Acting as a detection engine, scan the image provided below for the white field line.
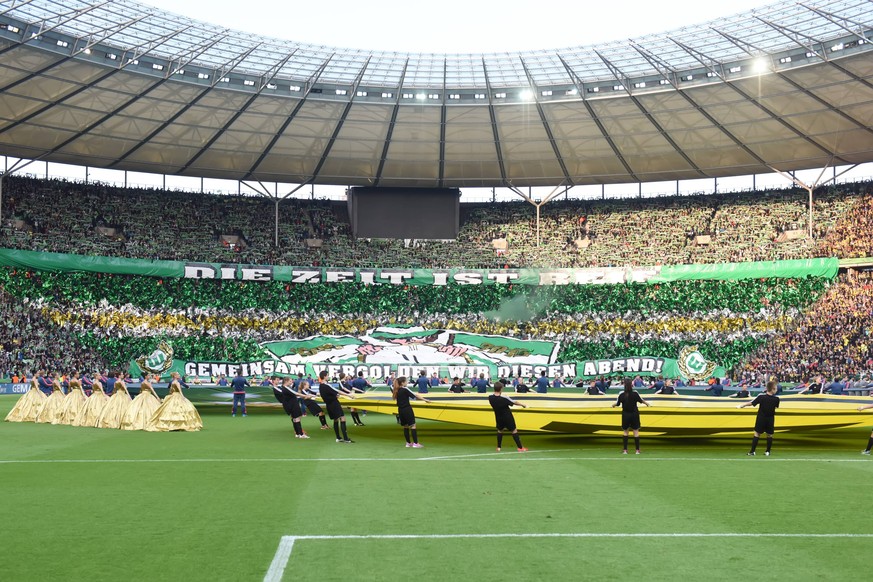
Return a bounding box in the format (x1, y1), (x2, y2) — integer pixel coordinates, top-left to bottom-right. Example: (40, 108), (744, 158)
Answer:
(263, 537), (295, 582)
(418, 448), (568, 460)
(265, 532), (873, 582)
(2, 456), (873, 464)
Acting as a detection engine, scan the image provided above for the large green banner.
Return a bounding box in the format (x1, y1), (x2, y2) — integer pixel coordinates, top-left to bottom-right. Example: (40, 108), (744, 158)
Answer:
(129, 329), (726, 382)
(0, 248), (838, 286)
(0, 248), (179, 276)
(653, 258), (839, 282)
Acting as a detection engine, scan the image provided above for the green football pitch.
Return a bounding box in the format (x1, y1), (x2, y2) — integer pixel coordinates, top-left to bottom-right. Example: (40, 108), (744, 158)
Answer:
(2, 397), (872, 581)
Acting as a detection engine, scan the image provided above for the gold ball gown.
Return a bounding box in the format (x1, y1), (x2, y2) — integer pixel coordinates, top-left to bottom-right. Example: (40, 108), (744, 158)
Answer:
(34, 381), (66, 424)
(4, 379), (47, 423)
(146, 380), (202, 432)
(72, 381), (109, 427)
(121, 381), (162, 431)
(96, 381), (132, 429)
(57, 380), (87, 425)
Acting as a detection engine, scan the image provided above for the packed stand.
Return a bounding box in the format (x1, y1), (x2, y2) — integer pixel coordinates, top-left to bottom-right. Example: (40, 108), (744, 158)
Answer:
(817, 193), (873, 259)
(0, 288), (107, 380)
(736, 270), (873, 383)
(2, 175), (872, 269)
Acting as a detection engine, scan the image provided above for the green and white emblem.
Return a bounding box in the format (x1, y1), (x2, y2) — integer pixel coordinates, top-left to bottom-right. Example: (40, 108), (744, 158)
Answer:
(136, 341), (175, 374)
(677, 345), (717, 380)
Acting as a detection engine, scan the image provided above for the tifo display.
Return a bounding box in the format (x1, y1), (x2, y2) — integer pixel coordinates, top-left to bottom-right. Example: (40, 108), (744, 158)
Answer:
(0, 264), (844, 378)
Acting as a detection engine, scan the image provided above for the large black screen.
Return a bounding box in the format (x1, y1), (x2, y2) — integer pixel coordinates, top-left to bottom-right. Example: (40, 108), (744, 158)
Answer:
(347, 187), (460, 240)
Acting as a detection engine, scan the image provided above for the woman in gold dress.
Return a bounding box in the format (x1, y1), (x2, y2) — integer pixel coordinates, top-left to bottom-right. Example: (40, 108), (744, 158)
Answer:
(73, 374), (109, 427)
(57, 373), (88, 425)
(146, 372), (202, 432)
(4, 378), (47, 423)
(35, 376), (66, 424)
(96, 375), (132, 429)
(121, 378), (162, 431)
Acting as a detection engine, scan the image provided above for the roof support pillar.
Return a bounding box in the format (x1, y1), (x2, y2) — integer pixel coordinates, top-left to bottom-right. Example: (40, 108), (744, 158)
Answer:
(768, 160), (858, 240)
(508, 183), (566, 247)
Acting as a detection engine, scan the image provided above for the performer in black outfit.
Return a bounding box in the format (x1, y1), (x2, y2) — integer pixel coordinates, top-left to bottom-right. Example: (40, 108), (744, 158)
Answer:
(797, 376), (823, 395)
(271, 376), (285, 405)
(270, 376), (294, 432)
(392, 377), (431, 448)
(488, 382), (528, 452)
(515, 380), (532, 393)
(297, 379), (330, 430)
(586, 380), (605, 395)
(729, 386), (751, 398)
(738, 380), (780, 456)
(318, 370), (355, 443)
(653, 379), (678, 395)
(449, 377), (466, 393)
(612, 378), (651, 454)
(279, 377), (309, 438)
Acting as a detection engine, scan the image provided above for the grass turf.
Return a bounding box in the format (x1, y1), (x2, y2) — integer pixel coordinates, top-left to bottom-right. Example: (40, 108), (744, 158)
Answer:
(1, 397), (872, 581)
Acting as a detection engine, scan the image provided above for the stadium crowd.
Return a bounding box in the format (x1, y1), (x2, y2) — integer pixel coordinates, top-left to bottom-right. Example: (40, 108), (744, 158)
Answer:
(0, 289), (106, 379)
(817, 193), (873, 259)
(1, 176), (872, 386)
(1, 175), (872, 268)
(737, 271), (873, 383)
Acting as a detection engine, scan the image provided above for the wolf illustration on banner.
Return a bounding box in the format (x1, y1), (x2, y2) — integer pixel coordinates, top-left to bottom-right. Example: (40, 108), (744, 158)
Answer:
(258, 326), (560, 367)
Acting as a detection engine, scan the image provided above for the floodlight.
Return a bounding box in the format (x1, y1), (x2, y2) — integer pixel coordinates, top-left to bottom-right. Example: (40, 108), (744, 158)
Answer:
(752, 58), (769, 74)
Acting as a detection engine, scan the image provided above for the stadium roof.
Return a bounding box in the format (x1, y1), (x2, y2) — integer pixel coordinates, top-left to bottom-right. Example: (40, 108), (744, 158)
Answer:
(0, 0), (871, 188)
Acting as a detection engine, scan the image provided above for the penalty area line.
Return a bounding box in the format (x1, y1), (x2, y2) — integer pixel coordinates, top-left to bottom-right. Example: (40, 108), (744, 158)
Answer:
(265, 532), (873, 581)
(264, 536), (295, 582)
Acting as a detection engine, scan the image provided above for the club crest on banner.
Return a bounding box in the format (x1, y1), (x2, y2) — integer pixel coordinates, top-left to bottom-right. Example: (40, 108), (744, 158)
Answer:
(677, 345), (717, 379)
(136, 341), (175, 374)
